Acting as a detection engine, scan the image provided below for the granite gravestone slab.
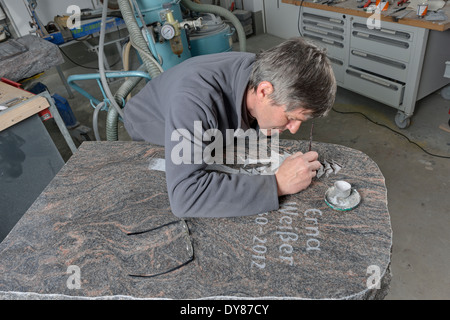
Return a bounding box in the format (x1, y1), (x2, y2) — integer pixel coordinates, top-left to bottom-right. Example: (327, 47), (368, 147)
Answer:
(0, 141), (392, 299)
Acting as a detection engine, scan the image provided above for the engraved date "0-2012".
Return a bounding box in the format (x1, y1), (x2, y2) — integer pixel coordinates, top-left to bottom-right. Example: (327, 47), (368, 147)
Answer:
(251, 212), (269, 269)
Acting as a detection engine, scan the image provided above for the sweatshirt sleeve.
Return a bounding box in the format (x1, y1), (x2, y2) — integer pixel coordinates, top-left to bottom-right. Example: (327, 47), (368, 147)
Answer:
(164, 93), (279, 218)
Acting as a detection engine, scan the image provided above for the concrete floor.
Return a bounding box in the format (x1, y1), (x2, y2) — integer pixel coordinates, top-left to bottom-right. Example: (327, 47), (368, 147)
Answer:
(33, 33), (449, 300)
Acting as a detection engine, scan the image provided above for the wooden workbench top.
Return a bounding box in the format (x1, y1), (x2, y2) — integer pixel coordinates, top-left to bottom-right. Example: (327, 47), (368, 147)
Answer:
(283, 0), (450, 31)
(0, 82), (49, 131)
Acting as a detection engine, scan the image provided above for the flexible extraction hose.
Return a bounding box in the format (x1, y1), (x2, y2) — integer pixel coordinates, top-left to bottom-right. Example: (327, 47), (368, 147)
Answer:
(93, 101), (105, 141)
(99, 0), (125, 119)
(106, 65), (148, 141)
(180, 0), (246, 52)
(103, 0), (164, 141)
(122, 41), (132, 77)
(105, 0), (246, 140)
(118, 0), (163, 79)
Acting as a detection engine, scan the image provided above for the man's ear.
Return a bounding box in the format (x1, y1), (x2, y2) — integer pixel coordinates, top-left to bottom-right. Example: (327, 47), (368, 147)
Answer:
(256, 81), (274, 99)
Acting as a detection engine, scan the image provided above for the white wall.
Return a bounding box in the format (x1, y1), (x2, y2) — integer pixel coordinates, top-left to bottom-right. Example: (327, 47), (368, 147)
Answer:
(197, 0), (263, 11)
(262, 0), (301, 39)
(242, 0), (263, 12)
(3, 0), (301, 39)
(1, 0), (99, 37)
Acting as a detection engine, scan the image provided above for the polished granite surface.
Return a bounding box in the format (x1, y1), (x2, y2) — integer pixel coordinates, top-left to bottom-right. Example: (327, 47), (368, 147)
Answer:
(0, 140), (392, 299)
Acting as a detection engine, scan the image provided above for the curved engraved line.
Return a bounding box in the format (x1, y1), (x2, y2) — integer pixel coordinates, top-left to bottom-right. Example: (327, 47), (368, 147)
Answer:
(126, 220), (180, 236)
(128, 255), (194, 279)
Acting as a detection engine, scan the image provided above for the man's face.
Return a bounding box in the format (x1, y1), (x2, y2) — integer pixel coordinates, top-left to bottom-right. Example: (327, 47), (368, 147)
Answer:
(254, 100), (313, 136)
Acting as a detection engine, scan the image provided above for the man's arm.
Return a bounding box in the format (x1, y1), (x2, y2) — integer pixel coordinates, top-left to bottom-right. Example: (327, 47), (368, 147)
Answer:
(164, 97), (279, 218)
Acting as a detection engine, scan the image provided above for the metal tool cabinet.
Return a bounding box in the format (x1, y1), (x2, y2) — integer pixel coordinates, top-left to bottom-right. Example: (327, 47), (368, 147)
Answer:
(299, 6), (450, 128)
(300, 9), (348, 86)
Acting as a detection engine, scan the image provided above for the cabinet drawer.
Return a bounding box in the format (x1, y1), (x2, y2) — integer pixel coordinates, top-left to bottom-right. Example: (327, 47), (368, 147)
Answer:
(352, 21), (413, 42)
(350, 18), (415, 64)
(302, 18), (345, 35)
(302, 25), (344, 42)
(349, 49), (408, 82)
(350, 30), (411, 63)
(301, 7), (347, 60)
(303, 32), (346, 59)
(344, 68), (405, 107)
(302, 11), (346, 30)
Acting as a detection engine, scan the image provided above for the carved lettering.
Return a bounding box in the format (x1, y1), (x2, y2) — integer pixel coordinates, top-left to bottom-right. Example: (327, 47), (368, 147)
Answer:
(250, 203), (323, 271)
(306, 238), (321, 251)
(276, 202), (300, 266)
(306, 226), (319, 237)
(276, 230), (299, 242)
(304, 208), (322, 252)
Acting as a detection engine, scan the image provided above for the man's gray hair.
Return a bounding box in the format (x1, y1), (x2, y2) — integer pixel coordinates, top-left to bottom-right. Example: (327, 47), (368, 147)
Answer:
(248, 37), (337, 118)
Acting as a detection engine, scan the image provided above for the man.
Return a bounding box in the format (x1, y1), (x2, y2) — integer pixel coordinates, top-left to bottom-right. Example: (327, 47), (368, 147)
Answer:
(123, 37), (337, 218)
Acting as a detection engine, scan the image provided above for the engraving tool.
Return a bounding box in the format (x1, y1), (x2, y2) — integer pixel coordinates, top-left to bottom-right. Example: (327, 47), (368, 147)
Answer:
(308, 121), (314, 152)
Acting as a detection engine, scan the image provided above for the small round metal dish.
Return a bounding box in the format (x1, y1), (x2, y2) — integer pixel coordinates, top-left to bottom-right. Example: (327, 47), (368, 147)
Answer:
(324, 187), (361, 211)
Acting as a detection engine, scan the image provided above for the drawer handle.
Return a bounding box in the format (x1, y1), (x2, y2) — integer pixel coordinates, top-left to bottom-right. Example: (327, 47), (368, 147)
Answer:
(329, 18), (343, 24)
(304, 27), (344, 41)
(317, 23), (335, 30)
(380, 28), (396, 35)
(356, 32), (370, 38)
(353, 31), (409, 49)
(352, 22), (411, 40)
(303, 13), (344, 25)
(329, 57), (344, 66)
(351, 50), (407, 70)
(304, 33), (344, 48)
(305, 26), (328, 35)
(352, 50), (367, 57)
(360, 74), (396, 89)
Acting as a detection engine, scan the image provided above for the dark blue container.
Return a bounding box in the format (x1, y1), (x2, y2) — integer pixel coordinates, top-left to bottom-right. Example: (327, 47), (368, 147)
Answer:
(52, 94), (78, 128)
(28, 82), (48, 95)
(28, 83), (78, 128)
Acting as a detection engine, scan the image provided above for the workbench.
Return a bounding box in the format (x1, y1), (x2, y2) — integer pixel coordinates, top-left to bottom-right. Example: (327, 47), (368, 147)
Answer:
(0, 140), (392, 300)
(0, 81), (76, 151)
(0, 81), (77, 242)
(282, 0), (450, 128)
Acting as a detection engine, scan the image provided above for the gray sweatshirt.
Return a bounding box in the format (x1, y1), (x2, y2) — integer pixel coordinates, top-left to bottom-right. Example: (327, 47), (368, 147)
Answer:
(123, 52), (279, 218)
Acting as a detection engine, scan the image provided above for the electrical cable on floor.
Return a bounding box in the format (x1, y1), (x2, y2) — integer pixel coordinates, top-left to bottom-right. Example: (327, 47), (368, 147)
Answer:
(332, 107), (450, 159)
(58, 25), (123, 70)
(296, 0), (448, 159)
(58, 47), (100, 70)
(59, 46), (122, 70)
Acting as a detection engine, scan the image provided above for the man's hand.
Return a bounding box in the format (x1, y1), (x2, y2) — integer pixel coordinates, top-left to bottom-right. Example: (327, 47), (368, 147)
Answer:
(274, 151), (321, 196)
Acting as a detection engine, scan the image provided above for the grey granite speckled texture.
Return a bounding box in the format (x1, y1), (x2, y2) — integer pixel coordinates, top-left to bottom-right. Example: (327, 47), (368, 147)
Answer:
(0, 141), (392, 299)
(0, 35), (64, 82)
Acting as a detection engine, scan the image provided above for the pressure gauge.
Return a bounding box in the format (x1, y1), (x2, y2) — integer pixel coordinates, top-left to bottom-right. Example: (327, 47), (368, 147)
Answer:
(161, 24), (175, 40)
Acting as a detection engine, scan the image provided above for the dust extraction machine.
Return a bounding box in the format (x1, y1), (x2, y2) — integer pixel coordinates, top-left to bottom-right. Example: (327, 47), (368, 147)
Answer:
(67, 0), (247, 140)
